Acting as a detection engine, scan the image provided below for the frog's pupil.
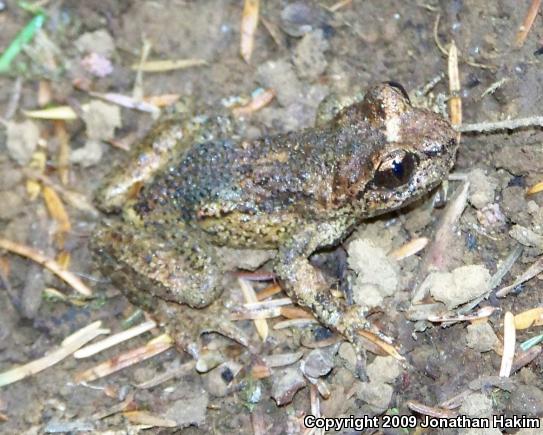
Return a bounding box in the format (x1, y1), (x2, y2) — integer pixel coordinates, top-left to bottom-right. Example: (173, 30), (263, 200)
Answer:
(392, 158), (404, 178)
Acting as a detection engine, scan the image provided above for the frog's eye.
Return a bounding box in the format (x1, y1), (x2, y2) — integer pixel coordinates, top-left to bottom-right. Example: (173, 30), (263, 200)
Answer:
(372, 151), (419, 189)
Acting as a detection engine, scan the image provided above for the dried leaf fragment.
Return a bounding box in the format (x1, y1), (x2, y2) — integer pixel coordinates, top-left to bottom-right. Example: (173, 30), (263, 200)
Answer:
(239, 278), (268, 341)
(232, 89), (275, 117)
(499, 312), (516, 377)
(23, 106), (78, 120)
(514, 307), (543, 330)
(43, 185), (71, 233)
(527, 180), (543, 195)
(241, 0), (260, 63)
(131, 58), (207, 72)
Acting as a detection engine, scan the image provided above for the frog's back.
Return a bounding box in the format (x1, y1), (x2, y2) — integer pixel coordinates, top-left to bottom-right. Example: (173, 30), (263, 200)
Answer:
(132, 124), (381, 248)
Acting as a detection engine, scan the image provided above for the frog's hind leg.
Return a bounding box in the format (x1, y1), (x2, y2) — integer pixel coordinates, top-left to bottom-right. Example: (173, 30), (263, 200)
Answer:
(274, 222), (370, 378)
(92, 222), (224, 310)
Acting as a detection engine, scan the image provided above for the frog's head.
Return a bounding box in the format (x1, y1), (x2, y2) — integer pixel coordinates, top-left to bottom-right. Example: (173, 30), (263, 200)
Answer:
(336, 82), (459, 216)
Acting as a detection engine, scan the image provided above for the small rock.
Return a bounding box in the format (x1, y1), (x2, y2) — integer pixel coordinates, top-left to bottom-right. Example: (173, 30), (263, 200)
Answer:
(302, 345), (337, 378)
(70, 140), (104, 167)
(353, 221), (398, 254)
(271, 366), (306, 406)
(502, 186), (529, 225)
(280, 2), (328, 37)
(0, 190), (24, 220)
(292, 29), (329, 80)
(81, 52), (114, 77)
(72, 100), (122, 166)
(242, 381), (263, 405)
(6, 120), (40, 165)
(353, 283), (386, 309)
(468, 375), (515, 392)
(527, 200), (540, 215)
(366, 356), (401, 385)
(196, 350), (224, 373)
(164, 381), (209, 428)
(465, 322), (498, 352)
(476, 203), (506, 228)
(0, 165), (23, 189)
(515, 420), (543, 434)
(509, 224), (543, 250)
(424, 265), (490, 309)
(348, 239), (399, 309)
(75, 29), (116, 57)
(337, 342), (357, 372)
(467, 169), (498, 209)
(82, 100), (121, 141)
(356, 381), (393, 412)
(459, 392), (493, 417)
(508, 384), (543, 417)
(43, 420), (95, 433)
(204, 361), (242, 397)
(257, 59), (303, 107)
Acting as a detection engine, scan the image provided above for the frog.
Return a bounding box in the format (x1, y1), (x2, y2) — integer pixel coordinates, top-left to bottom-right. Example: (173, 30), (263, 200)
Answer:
(93, 82), (458, 367)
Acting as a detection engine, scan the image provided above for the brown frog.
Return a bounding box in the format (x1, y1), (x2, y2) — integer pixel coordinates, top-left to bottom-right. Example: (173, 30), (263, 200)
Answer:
(93, 82), (458, 361)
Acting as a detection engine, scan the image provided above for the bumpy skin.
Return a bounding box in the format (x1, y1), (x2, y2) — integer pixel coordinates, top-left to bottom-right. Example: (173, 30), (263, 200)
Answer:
(94, 83), (458, 353)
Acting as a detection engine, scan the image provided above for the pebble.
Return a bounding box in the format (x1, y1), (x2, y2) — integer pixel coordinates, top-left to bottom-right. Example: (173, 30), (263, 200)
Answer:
(508, 385), (543, 417)
(423, 264), (490, 309)
(348, 238), (399, 309)
(467, 168), (497, 209)
(355, 381), (393, 412)
(280, 2), (328, 37)
(465, 322), (498, 353)
(0, 190), (24, 220)
(459, 392), (493, 417)
(271, 366), (306, 405)
(292, 29), (329, 80)
(366, 356), (401, 384)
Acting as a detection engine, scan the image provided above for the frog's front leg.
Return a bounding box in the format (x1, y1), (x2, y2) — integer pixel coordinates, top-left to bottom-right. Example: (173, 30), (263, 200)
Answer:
(274, 223), (370, 378)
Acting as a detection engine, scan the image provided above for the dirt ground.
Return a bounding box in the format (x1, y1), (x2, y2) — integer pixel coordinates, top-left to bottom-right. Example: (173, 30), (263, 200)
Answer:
(1, 0), (543, 433)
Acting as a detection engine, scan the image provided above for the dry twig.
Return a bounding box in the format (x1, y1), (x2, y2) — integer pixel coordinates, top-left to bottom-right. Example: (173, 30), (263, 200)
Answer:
(75, 334), (173, 383)
(458, 116), (543, 133)
(515, 0), (542, 47)
(0, 321), (108, 387)
(74, 320), (157, 358)
(0, 238), (92, 296)
(239, 278), (269, 340)
(496, 256), (543, 297)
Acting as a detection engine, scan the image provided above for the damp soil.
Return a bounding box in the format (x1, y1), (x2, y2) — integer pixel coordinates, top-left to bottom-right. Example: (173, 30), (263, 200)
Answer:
(1, 1), (543, 433)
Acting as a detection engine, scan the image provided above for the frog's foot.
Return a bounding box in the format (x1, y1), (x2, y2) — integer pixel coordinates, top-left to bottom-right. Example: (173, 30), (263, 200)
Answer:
(92, 222), (224, 309)
(275, 224), (371, 378)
